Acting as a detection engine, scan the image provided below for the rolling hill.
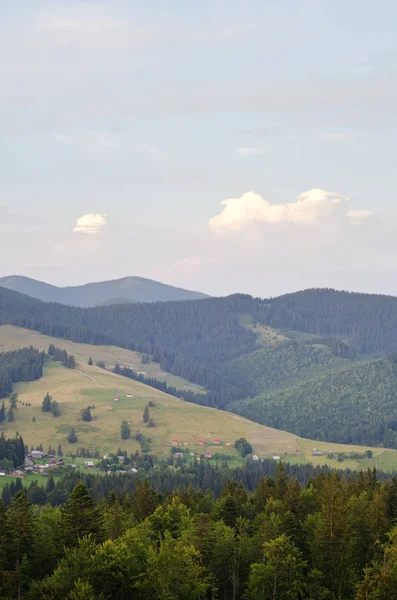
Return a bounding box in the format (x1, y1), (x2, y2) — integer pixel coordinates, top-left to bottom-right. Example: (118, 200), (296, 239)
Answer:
(1, 330), (397, 472)
(3, 286), (397, 449)
(0, 275), (209, 306)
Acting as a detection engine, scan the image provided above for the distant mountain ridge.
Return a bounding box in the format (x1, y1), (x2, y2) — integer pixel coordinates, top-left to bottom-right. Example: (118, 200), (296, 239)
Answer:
(0, 275), (209, 307)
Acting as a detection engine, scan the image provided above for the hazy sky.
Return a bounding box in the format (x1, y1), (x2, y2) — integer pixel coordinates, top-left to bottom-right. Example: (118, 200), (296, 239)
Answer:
(1, 1), (397, 297)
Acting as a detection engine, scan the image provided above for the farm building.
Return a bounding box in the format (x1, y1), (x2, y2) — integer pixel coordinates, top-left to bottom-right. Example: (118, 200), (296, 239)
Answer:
(31, 450), (43, 459)
(273, 455), (281, 460)
(173, 452), (185, 458)
(84, 461), (95, 468)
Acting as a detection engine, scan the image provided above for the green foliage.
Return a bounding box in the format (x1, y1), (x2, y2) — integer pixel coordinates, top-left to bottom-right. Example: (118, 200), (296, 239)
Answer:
(245, 534), (306, 600)
(42, 393), (60, 417)
(120, 420), (131, 440)
(67, 428), (78, 444)
(0, 347), (44, 398)
(234, 437), (252, 457)
(231, 354), (397, 446)
(61, 483), (104, 547)
(80, 407), (92, 422)
(48, 344), (76, 369)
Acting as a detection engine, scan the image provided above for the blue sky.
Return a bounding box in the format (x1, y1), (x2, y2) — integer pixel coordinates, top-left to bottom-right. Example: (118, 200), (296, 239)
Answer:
(1, 1), (397, 296)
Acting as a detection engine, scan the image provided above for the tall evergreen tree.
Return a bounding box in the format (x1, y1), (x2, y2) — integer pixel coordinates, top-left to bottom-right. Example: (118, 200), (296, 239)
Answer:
(61, 483), (104, 547)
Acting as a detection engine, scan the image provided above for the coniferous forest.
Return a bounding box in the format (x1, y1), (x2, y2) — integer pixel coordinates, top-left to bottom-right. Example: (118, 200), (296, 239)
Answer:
(4, 286), (397, 446)
(1, 457), (397, 599)
(0, 347), (44, 398)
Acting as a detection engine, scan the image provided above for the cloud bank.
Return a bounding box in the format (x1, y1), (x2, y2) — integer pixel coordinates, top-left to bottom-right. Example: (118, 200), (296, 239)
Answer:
(73, 214), (107, 235)
(209, 188), (349, 231)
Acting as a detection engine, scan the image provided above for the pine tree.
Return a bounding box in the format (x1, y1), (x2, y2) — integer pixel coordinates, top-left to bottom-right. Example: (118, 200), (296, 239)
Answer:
(67, 428), (78, 444)
(5, 491), (35, 599)
(120, 420), (131, 440)
(42, 393), (52, 412)
(61, 483), (104, 547)
(9, 392), (18, 410)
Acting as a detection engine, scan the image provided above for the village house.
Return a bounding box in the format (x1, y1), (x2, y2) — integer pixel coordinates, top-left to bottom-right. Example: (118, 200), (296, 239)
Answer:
(173, 452), (185, 458)
(84, 461), (95, 468)
(273, 455), (281, 460)
(49, 458), (57, 467)
(252, 455), (259, 461)
(31, 450), (44, 459)
(197, 439), (206, 446)
(204, 452), (213, 458)
(213, 438), (221, 445)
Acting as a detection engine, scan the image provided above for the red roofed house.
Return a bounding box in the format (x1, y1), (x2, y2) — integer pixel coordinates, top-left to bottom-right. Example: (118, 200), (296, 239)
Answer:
(204, 452), (213, 458)
(197, 440), (206, 446)
(213, 438), (221, 445)
(171, 439), (179, 446)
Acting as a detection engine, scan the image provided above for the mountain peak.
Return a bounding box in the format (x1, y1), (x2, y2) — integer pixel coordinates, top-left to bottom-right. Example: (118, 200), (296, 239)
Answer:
(0, 275), (209, 307)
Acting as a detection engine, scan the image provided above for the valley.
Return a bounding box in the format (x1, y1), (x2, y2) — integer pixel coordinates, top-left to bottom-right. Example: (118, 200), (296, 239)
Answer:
(1, 325), (397, 471)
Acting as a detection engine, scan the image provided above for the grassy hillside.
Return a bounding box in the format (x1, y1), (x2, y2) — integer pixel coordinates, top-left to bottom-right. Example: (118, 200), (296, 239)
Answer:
(0, 359), (301, 459)
(4, 286), (397, 448)
(0, 325), (204, 393)
(1, 360), (396, 470)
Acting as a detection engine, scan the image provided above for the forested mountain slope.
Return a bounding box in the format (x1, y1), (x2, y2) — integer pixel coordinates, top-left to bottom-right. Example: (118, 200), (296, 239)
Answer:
(228, 353), (397, 447)
(0, 275), (208, 306)
(263, 287), (397, 355)
(2, 286), (397, 447)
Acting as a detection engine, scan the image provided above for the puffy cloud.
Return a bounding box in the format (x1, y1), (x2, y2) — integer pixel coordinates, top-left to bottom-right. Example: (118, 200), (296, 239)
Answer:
(73, 214), (107, 235)
(209, 188), (345, 232)
(345, 209), (374, 225)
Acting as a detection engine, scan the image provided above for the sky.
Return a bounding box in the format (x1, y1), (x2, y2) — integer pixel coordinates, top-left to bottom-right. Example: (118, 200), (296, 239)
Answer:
(1, 0), (397, 298)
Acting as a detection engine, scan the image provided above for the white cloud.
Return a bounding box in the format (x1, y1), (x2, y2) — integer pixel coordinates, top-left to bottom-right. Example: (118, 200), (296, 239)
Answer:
(209, 188), (346, 232)
(236, 147), (264, 156)
(55, 131), (120, 155)
(73, 214), (107, 235)
(345, 209), (374, 225)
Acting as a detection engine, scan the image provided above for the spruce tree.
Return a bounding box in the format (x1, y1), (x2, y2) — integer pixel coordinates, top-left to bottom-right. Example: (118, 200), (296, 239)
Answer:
(67, 428), (78, 444)
(143, 404), (150, 423)
(42, 393), (52, 412)
(7, 407), (14, 422)
(0, 401), (5, 423)
(120, 420), (131, 440)
(61, 483), (104, 547)
(88, 357), (93, 366)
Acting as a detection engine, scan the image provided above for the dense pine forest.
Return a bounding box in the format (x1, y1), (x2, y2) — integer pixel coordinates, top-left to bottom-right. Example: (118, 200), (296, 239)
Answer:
(3, 286), (397, 446)
(2, 459), (397, 599)
(0, 347), (44, 398)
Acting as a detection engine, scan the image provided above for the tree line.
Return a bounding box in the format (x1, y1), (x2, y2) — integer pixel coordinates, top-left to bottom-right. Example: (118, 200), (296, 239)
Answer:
(0, 347), (44, 398)
(2, 461), (397, 598)
(47, 344), (76, 369)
